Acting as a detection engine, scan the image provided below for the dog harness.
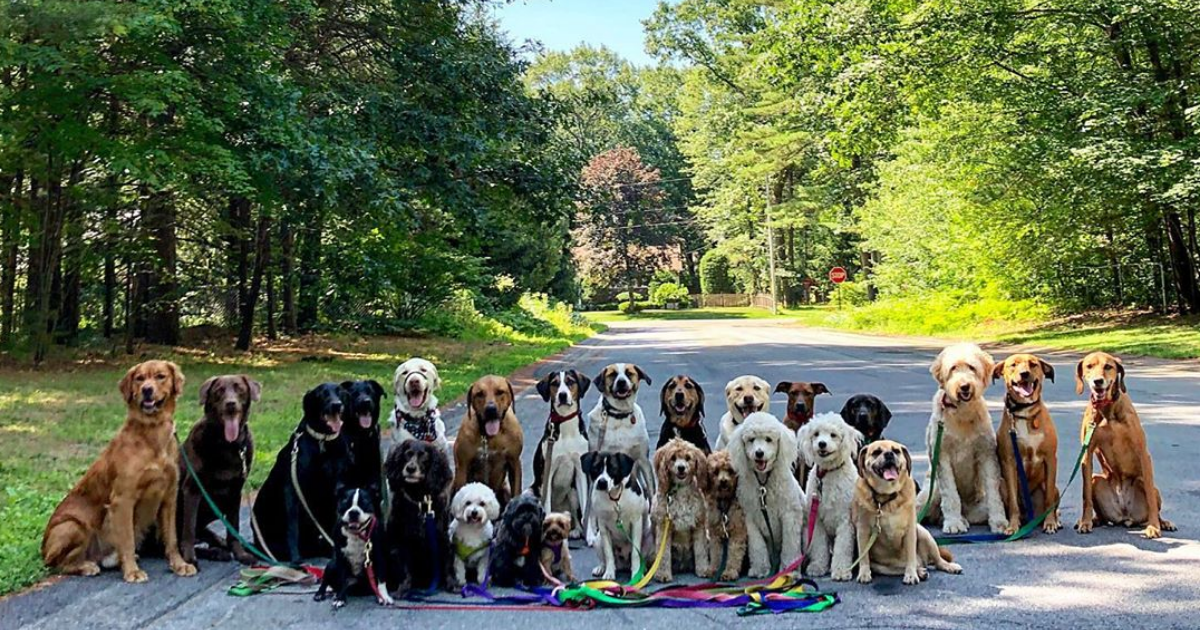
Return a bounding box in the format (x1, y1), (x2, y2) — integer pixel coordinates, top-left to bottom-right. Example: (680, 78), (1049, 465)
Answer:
(396, 408), (440, 443)
(455, 539), (489, 562)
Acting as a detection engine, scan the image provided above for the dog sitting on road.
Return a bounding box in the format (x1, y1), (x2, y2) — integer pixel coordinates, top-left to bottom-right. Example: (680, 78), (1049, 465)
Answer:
(448, 482), (500, 586)
(698, 450), (747, 581)
(775, 380), (831, 433)
(177, 374), (261, 567)
(651, 438), (710, 582)
(993, 354), (1061, 534)
(798, 413), (861, 581)
(386, 439), (454, 594)
(314, 486), (392, 608)
(728, 412), (805, 578)
(1074, 352), (1175, 539)
(588, 363), (655, 497)
(916, 344), (1008, 535)
(252, 383), (351, 562)
(715, 375), (771, 450)
(657, 375), (711, 453)
(529, 369), (590, 536)
(582, 451), (651, 581)
(42, 361), (197, 583)
(854, 440), (962, 585)
(386, 358), (448, 466)
(341, 379), (387, 497)
(454, 375), (524, 509)
(539, 511), (576, 583)
(487, 492), (546, 588)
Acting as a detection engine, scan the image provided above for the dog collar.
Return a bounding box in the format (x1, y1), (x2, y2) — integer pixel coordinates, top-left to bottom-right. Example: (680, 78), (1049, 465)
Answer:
(787, 410), (812, 427)
(304, 425), (340, 442)
(1090, 387), (1121, 411)
(1005, 395), (1038, 414)
(396, 408), (439, 442)
(872, 490), (900, 510)
(549, 409), (580, 424)
(602, 398), (634, 422)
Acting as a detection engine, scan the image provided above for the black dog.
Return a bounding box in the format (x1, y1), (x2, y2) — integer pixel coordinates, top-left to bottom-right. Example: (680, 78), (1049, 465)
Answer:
(487, 492), (545, 588)
(177, 375), (261, 566)
(386, 439), (453, 595)
(341, 380), (387, 497)
(252, 383), (351, 562)
(839, 394), (893, 444)
(315, 486), (393, 609)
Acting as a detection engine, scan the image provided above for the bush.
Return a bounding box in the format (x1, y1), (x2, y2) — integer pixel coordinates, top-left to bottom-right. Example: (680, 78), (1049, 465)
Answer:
(650, 282), (690, 307)
(699, 250), (736, 294)
(831, 280), (871, 307)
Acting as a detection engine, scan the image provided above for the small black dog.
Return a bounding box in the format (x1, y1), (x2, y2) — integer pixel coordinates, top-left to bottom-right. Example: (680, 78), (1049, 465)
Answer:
(252, 383), (351, 562)
(839, 394), (893, 444)
(487, 492), (545, 588)
(341, 380), (387, 497)
(386, 439), (453, 595)
(315, 486), (393, 609)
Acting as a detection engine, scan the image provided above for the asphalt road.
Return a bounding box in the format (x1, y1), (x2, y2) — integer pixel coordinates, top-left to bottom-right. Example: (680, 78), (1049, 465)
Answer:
(4, 319), (1198, 629)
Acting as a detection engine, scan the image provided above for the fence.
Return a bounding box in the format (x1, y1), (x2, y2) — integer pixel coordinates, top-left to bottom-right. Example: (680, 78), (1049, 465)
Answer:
(695, 293), (777, 311)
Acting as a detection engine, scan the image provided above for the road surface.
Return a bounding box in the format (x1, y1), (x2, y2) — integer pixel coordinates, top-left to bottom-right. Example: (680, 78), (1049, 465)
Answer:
(4, 319), (1198, 629)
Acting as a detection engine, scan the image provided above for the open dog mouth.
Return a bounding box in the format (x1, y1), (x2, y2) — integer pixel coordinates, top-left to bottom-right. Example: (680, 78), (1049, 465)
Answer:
(140, 398), (164, 414)
(737, 402), (762, 415)
(358, 412), (373, 429)
(406, 385), (427, 410)
(753, 457), (769, 472)
(612, 388), (632, 400)
(222, 415), (242, 442)
(323, 412), (343, 434)
(1011, 380), (1037, 399)
(817, 447), (832, 458)
(674, 468), (689, 481)
(874, 461), (900, 482)
(484, 418), (501, 437)
(672, 401), (690, 414)
(1089, 385), (1109, 402)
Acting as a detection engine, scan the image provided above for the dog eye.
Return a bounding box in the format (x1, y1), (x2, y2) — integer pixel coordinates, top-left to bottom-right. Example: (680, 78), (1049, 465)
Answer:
(753, 385), (761, 391)
(684, 382), (693, 389)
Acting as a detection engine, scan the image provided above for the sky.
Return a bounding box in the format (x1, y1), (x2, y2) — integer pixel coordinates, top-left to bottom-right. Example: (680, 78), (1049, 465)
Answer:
(490, 0), (661, 66)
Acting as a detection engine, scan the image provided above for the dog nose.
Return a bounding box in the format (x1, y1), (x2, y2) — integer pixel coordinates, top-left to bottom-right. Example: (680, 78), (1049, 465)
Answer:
(558, 391), (569, 404)
(485, 402), (498, 418)
(225, 400), (239, 412)
(141, 385), (154, 398)
(1093, 378), (1105, 387)
(1019, 370), (1031, 379)
(818, 440), (828, 450)
(794, 402), (807, 414)
(754, 448), (764, 459)
(743, 395), (754, 406)
(330, 401), (343, 413)
(958, 384), (972, 395)
(596, 478), (608, 491)
(675, 462), (686, 473)
(675, 392), (685, 404)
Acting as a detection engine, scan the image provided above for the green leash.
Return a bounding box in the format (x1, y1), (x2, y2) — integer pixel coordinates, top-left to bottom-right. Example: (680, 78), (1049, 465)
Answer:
(916, 421), (944, 523)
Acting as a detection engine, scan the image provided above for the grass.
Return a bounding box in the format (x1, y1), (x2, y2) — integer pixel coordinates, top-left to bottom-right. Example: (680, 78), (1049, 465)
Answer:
(584, 306), (788, 323)
(994, 311), (1200, 359)
(0, 297), (597, 595)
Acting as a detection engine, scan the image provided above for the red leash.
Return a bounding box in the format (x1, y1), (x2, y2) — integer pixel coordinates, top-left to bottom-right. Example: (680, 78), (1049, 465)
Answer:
(356, 516), (386, 604)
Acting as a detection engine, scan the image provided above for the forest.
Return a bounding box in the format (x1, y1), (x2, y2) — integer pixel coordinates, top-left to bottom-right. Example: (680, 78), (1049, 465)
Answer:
(3, 0), (1200, 361)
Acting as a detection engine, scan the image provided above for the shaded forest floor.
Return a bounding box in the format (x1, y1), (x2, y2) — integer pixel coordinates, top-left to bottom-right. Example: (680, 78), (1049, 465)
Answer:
(0, 319), (597, 595)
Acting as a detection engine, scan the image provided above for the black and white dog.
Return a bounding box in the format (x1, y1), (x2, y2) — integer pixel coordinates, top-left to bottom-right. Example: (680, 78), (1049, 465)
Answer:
(588, 364), (654, 498)
(581, 451), (650, 581)
(315, 487), (392, 608)
(530, 369), (590, 537)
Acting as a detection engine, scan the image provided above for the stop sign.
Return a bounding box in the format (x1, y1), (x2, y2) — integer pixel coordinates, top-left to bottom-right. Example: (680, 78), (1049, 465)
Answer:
(829, 267), (847, 284)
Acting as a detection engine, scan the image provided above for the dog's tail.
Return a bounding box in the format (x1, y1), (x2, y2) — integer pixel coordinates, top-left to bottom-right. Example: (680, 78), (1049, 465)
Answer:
(938, 546), (954, 563)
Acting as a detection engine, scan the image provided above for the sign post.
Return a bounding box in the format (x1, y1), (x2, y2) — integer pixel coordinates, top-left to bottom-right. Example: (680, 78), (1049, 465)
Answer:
(829, 267), (847, 310)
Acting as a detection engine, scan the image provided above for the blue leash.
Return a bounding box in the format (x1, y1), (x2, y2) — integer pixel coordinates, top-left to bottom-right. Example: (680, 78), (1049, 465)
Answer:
(933, 429), (1036, 545)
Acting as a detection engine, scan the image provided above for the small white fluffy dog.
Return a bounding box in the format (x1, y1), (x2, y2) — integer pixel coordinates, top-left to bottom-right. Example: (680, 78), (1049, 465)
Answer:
(916, 344), (1008, 535)
(715, 375), (771, 450)
(798, 413), (862, 581)
(729, 412), (805, 577)
(448, 483), (500, 586)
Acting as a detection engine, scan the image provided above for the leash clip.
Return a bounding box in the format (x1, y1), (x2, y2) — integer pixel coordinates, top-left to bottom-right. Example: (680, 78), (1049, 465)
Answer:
(758, 485), (768, 509)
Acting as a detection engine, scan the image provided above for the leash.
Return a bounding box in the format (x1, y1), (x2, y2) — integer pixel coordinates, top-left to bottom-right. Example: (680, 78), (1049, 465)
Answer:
(1008, 428), (1035, 522)
(355, 516), (386, 604)
(540, 408), (577, 503)
(752, 470), (780, 574)
(289, 430), (337, 548)
(916, 419), (944, 523)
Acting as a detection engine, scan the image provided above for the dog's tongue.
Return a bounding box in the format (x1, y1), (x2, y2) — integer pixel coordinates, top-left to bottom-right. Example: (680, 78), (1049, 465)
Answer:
(408, 392), (425, 408)
(223, 417), (240, 442)
(359, 413), (372, 429)
(1015, 382), (1034, 398)
(882, 468), (899, 481)
(485, 418), (501, 437)
(326, 415), (342, 435)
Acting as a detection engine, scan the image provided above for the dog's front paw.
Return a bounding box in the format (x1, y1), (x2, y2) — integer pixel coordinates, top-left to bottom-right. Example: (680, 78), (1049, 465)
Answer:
(1074, 517), (1094, 534)
(78, 561), (101, 576)
(830, 566), (852, 582)
(1161, 519), (1177, 532)
(943, 562), (962, 575)
(591, 565), (605, 578)
(1002, 519), (1019, 536)
(941, 517), (969, 535)
(720, 568), (741, 581)
(655, 571), (672, 583)
(313, 590), (327, 602)
(378, 592), (395, 606)
(695, 565), (714, 579)
(988, 518), (1010, 535)
(748, 566), (768, 579)
(601, 568), (616, 581)
(856, 568), (873, 584)
(234, 550), (256, 565)
(169, 559), (197, 577)
(1142, 524), (1162, 539)
(123, 568), (149, 584)
(331, 598), (346, 610)
(902, 568), (921, 585)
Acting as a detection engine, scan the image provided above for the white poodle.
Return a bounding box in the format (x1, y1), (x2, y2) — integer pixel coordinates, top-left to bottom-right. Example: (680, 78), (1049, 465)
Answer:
(798, 413), (862, 581)
(448, 483), (500, 586)
(729, 412), (805, 578)
(916, 344), (1008, 535)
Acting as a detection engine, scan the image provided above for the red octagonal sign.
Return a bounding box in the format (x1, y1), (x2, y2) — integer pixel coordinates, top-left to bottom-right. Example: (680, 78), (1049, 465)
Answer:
(829, 267), (847, 284)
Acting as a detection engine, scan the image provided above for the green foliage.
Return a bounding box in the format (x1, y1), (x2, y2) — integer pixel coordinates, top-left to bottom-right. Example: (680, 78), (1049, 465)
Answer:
(0, 484), (57, 594)
(699, 249), (735, 294)
(650, 282), (691, 307)
(814, 289), (1052, 337)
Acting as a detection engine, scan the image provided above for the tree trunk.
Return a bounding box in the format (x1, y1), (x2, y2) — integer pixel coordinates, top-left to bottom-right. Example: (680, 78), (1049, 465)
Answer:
(103, 196), (117, 338)
(24, 169), (68, 363)
(280, 218), (296, 335)
(297, 208), (323, 331)
(56, 201), (83, 344)
(236, 210), (270, 351)
(142, 191), (180, 345)
(229, 196), (252, 336)
(265, 226), (277, 341)
(1163, 209), (1200, 313)
(0, 171), (19, 345)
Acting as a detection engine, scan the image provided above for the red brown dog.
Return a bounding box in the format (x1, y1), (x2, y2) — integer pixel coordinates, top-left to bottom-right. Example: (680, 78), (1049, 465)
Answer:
(453, 375), (524, 508)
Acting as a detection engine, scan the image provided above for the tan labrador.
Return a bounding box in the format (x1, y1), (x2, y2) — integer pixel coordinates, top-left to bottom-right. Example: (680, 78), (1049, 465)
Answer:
(993, 354), (1061, 534)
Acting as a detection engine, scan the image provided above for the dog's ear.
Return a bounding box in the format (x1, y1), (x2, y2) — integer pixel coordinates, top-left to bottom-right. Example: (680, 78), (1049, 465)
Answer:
(593, 370), (607, 394)
(505, 378), (516, 409)
(659, 380), (672, 417)
(427, 446), (453, 494)
(1040, 360), (1055, 383)
(118, 365), (138, 404)
(812, 382), (831, 396)
(1114, 356), (1126, 393)
(900, 444), (912, 474)
(977, 349), (996, 385)
(465, 383), (476, 420)
(573, 370), (590, 399)
(930, 350), (945, 385)
(450, 485), (466, 517)
(856, 445), (870, 478)
(634, 365), (651, 386)
(536, 372), (554, 403)
(616, 452), (636, 481)
(692, 446), (710, 491)
(653, 445), (673, 493)
(198, 376), (218, 406)
(167, 362), (186, 399)
(384, 441), (406, 487)
(774, 381), (792, 394)
(839, 398), (853, 422)
(878, 400), (893, 428)
(991, 360), (1006, 384)
(302, 386), (318, 419)
(796, 422), (814, 465)
(1074, 359), (1085, 395)
(429, 364), (442, 392)
(340, 380), (355, 394)
(485, 489), (501, 521)
(693, 378), (705, 417)
(392, 364), (407, 396)
(241, 375), (263, 403)
(580, 451), (597, 478)
(367, 379), (385, 400)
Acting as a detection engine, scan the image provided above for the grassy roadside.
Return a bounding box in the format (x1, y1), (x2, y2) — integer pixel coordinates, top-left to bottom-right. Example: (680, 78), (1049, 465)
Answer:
(586, 302), (1200, 360)
(0, 297), (597, 595)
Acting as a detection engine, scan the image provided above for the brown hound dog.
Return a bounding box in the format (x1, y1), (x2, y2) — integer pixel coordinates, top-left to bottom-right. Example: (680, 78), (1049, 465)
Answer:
(42, 361), (198, 582)
(453, 375), (523, 508)
(1074, 352), (1175, 539)
(993, 354), (1061, 534)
